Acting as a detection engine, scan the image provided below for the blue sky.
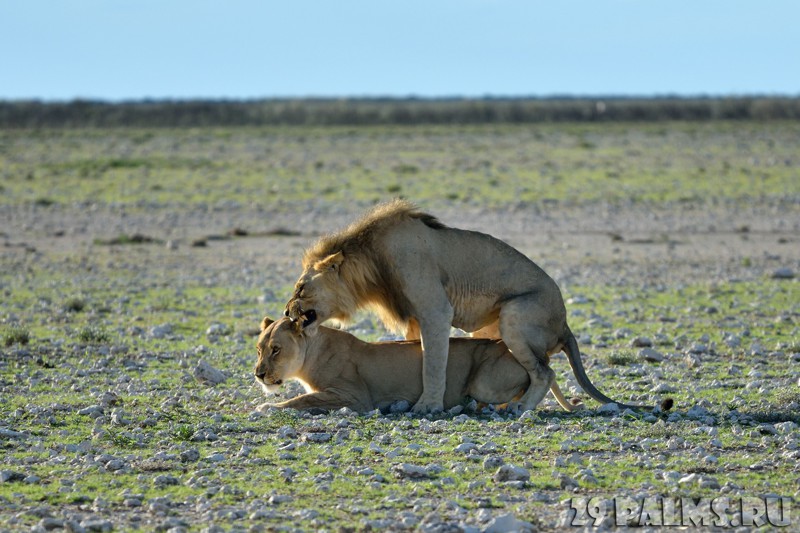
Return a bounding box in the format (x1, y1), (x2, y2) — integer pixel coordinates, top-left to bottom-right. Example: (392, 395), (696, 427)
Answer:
(2, 0), (798, 101)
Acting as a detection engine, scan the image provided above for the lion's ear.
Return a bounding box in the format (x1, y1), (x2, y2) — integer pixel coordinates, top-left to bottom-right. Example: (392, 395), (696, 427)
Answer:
(260, 316), (274, 331)
(313, 251), (344, 273)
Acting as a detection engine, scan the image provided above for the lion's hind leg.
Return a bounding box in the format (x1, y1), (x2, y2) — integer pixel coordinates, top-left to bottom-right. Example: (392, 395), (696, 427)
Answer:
(497, 303), (560, 412)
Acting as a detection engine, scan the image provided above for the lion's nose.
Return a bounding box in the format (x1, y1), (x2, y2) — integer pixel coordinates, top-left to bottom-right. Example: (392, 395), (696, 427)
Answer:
(255, 371), (266, 381)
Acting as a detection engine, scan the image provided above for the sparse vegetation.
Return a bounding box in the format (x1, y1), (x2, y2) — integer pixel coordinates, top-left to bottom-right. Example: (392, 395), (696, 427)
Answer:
(2, 325), (30, 346)
(0, 122), (797, 531)
(76, 325), (111, 344)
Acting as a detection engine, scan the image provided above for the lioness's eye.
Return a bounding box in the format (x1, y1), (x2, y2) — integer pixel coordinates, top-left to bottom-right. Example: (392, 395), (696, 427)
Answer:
(270, 346), (281, 357)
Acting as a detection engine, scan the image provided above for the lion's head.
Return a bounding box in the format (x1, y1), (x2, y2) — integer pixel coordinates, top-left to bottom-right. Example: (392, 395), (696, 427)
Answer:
(254, 316), (307, 394)
(284, 200), (437, 334)
(284, 251), (358, 333)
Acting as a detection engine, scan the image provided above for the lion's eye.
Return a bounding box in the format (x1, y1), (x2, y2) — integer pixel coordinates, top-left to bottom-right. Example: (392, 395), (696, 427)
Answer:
(270, 346), (281, 358)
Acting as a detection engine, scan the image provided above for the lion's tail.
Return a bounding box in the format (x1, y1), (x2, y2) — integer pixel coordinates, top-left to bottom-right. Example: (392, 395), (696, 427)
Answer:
(563, 325), (653, 411)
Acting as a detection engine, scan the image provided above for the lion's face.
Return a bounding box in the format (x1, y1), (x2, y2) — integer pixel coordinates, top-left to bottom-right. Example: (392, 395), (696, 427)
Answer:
(254, 317), (306, 394)
(285, 251), (347, 332)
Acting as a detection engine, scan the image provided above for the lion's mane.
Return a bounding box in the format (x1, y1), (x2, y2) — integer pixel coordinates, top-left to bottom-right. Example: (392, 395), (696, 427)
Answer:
(302, 199), (445, 332)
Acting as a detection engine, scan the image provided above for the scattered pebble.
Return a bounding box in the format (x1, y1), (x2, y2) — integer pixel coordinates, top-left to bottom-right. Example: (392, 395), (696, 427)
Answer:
(493, 464), (529, 483)
(771, 267), (795, 279)
(638, 347), (664, 362)
(193, 360), (227, 385)
(393, 463), (432, 480)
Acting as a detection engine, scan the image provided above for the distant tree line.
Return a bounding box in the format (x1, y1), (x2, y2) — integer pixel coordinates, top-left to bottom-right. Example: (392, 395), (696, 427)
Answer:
(1, 97), (798, 128)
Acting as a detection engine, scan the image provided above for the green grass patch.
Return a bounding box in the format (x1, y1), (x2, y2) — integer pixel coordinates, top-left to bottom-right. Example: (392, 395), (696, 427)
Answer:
(2, 325), (30, 346)
(2, 122), (798, 208)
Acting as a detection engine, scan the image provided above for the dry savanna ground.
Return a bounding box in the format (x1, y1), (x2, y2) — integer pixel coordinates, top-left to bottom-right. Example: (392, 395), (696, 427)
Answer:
(1, 122), (799, 531)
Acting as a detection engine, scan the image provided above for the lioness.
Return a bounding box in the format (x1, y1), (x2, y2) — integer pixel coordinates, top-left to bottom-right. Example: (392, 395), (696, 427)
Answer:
(285, 199), (648, 413)
(254, 316), (582, 413)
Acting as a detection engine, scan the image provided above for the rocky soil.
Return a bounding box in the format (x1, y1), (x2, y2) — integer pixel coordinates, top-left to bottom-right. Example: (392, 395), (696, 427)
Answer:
(1, 199), (799, 532)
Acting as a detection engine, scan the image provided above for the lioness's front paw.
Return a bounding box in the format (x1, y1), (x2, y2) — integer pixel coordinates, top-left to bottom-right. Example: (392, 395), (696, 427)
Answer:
(256, 402), (278, 412)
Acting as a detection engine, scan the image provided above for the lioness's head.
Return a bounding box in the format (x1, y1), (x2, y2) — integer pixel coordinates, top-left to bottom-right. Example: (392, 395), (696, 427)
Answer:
(285, 251), (355, 333)
(254, 316), (306, 394)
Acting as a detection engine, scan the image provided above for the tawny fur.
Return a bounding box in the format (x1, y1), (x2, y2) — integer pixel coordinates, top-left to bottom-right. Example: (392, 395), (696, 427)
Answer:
(254, 317), (583, 413)
(285, 199), (650, 413)
(297, 199), (441, 331)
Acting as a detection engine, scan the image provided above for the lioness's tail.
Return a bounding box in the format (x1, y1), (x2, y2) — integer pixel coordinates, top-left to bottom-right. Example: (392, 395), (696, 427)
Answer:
(563, 325), (652, 410)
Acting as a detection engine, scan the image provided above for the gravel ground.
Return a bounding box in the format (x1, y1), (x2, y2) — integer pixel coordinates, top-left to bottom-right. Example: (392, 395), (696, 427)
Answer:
(2, 199), (799, 532)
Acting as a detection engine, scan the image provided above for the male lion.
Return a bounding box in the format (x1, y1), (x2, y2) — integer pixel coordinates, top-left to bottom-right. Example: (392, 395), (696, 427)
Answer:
(285, 199), (648, 413)
(254, 316), (582, 413)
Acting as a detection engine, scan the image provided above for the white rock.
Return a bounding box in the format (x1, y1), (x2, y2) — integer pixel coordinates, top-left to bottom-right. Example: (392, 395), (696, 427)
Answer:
(651, 383), (677, 393)
(631, 336), (653, 348)
(638, 347), (664, 362)
(206, 323), (231, 336)
(567, 296), (590, 304)
(148, 324), (173, 339)
(771, 267), (795, 279)
(687, 343), (708, 354)
(277, 426), (297, 439)
(455, 442), (478, 454)
(193, 359), (226, 385)
(597, 403), (620, 415)
(392, 463), (431, 479)
(493, 464), (529, 483)
(389, 400), (410, 413)
(484, 514), (535, 533)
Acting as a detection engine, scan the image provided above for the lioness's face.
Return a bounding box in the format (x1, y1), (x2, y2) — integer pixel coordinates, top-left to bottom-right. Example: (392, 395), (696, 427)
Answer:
(254, 317), (305, 394)
(285, 251), (345, 332)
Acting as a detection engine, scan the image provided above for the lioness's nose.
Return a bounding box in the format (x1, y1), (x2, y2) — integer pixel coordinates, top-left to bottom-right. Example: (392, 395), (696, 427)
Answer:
(255, 371), (266, 380)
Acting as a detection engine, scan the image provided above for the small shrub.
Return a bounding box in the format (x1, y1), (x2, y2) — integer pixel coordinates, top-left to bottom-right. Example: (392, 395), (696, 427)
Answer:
(64, 297), (87, 313)
(607, 352), (635, 366)
(77, 326), (111, 344)
(171, 424), (194, 442)
(392, 164), (418, 174)
(105, 429), (140, 449)
(2, 326), (30, 347)
(34, 197), (57, 207)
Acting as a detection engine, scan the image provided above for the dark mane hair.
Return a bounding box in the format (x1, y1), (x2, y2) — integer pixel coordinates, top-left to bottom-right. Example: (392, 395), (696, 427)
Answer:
(302, 199), (444, 267)
(302, 199), (445, 330)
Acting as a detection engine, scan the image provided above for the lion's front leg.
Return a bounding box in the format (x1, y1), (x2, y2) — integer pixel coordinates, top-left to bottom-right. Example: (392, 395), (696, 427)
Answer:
(412, 311), (453, 414)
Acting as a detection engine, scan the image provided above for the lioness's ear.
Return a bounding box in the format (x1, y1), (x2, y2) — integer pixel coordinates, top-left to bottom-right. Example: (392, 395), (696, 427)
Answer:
(260, 316), (274, 331)
(313, 251), (344, 273)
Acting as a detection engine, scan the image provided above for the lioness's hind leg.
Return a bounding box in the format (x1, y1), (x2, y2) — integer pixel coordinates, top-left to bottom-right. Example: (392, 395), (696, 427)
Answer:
(471, 321), (501, 339)
(550, 380), (585, 412)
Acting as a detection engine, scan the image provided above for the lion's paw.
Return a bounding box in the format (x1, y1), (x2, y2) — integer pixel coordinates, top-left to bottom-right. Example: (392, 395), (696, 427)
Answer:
(411, 398), (444, 415)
